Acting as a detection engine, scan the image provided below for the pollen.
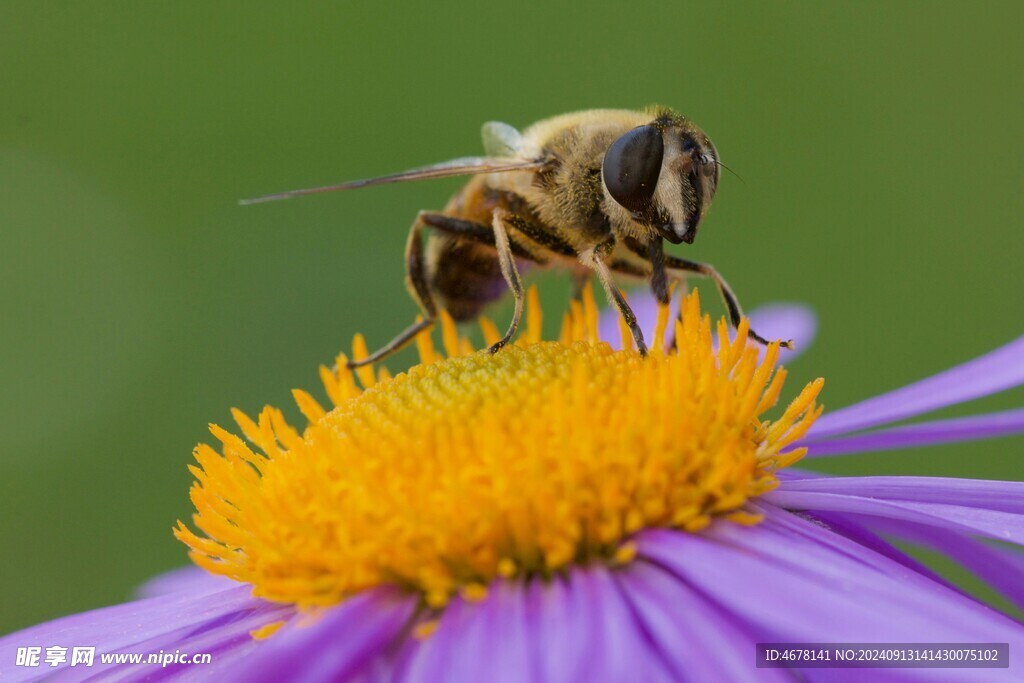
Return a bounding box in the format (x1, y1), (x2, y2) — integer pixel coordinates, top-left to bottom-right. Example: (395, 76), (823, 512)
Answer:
(176, 288), (823, 610)
(250, 621), (285, 640)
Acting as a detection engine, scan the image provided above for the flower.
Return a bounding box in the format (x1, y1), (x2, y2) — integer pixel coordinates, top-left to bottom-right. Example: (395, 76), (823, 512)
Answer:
(3, 288), (1024, 682)
(176, 289), (821, 611)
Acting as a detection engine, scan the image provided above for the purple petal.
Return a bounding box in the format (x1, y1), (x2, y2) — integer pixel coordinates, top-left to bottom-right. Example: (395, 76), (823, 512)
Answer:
(393, 587), (485, 681)
(522, 574), (622, 683)
(0, 585), (277, 683)
(860, 516), (1024, 611)
(233, 588), (415, 683)
(804, 408), (1024, 457)
(50, 599), (292, 683)
(134, 566), (240, 600)
(775, 469), (824, 484)
(637, 506), (1024, 649)
(778, 476), (1024, 514)
(397, 570), (675, 683)
(569, 568), (675, 683)
(469, 580), (535, 683)
(805, 333), (1024, 441)
(804, 510), (962, 594)
(763, 488), (1024, 544)
(746, 302), (817, 360)
(618, 562), (792, 682)
(395, 580), (538, 683)
(523, 577), (592, 681)
(913, 533), (1024, 612)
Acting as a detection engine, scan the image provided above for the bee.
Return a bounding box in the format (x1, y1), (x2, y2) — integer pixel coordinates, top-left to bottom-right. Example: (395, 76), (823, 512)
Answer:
(242, 107), (789, 367)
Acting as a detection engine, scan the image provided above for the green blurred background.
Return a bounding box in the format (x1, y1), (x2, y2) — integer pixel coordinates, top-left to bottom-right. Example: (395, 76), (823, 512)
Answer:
(2, 2), (1022, 633)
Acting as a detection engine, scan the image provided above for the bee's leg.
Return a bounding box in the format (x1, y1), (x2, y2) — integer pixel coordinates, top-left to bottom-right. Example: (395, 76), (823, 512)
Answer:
(661, 254), (792, 349)
(500, 213), (576, 258)
(646, 237), (670, 306)
(497, 210), (589, 306)
(487, 209), (526, 353)
(583, 238), (648, 355)
(346, 215), (440, 369)
(350, 210), (552, 367)
(420, 212), (543, 261)
(646, 237), (691, 350)
(606, 258), (648, 278)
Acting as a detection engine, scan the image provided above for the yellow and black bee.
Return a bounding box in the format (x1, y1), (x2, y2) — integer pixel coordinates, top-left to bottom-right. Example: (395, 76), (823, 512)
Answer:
(243, 107), (788, 366)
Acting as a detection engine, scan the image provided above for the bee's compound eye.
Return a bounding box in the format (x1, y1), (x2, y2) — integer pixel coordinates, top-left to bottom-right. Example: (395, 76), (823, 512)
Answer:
(602, 125), (664, 213)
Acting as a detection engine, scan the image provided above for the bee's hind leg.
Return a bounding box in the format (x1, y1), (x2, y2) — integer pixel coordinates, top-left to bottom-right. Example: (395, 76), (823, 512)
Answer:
(346, 214), (440, 369)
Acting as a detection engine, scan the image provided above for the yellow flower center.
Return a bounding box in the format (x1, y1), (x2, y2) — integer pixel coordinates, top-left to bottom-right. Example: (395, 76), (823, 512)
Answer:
(176, 289), (823, 609)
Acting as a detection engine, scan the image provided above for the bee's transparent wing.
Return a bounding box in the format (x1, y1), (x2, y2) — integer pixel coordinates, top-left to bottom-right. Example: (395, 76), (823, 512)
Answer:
(481, 121), (523, 157)
(240, 156), (544, 205)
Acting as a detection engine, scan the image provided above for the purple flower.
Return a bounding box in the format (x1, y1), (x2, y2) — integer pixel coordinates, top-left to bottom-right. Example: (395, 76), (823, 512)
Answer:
(2, 290), (1023, 682)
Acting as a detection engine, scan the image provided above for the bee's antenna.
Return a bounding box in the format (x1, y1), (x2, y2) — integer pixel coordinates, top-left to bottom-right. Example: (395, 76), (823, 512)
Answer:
(715, 160), (744, 184)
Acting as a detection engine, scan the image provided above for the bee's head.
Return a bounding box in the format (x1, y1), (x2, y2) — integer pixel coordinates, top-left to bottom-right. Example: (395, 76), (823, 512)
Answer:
(601, 115), (720, 245)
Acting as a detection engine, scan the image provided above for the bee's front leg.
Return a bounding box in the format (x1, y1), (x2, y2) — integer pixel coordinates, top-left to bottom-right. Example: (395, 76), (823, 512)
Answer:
(646, 237), (670, 306)
(619, 237), (790, 349)
(661, 254), (793, 350)
(582, 237), (648, 356)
